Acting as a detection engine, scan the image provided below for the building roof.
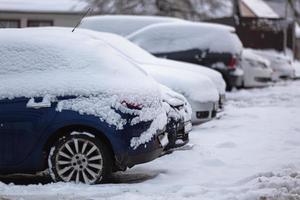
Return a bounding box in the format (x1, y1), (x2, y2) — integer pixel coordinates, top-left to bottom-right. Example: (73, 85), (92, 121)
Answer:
(0, 0), (88, 13)
(241, 0), (280, 18)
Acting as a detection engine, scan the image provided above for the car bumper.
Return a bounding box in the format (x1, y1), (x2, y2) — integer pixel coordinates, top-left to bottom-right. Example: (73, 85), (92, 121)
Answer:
(165, 115), (191, 150)
(190, 101), (218, 125)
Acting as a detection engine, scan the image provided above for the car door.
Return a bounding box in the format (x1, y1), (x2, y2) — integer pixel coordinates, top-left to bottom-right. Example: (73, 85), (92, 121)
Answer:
(0, 97), (55, 167)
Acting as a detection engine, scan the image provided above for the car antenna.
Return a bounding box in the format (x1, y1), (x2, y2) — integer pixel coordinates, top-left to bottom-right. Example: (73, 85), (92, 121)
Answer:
(72, 7), (92, 32)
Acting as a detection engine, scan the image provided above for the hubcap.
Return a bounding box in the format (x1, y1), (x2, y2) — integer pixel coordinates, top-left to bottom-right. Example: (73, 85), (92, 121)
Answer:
(55, 138), (103, 184)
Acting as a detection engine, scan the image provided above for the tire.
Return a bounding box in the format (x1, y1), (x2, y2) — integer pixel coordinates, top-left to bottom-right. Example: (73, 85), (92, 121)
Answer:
(48, 132), (112, 184)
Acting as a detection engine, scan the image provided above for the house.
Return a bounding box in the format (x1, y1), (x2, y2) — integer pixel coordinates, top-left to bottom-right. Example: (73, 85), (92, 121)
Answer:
(0, 0), (89, 28)
(206, 0), (295, 56)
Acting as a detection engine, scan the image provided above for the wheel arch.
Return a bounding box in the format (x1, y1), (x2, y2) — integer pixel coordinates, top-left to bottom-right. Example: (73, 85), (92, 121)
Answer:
(42, 124), (115, 168)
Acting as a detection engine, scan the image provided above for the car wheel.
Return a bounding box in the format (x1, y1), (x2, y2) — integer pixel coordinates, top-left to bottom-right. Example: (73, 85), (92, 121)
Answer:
(48, 132), (112, 184)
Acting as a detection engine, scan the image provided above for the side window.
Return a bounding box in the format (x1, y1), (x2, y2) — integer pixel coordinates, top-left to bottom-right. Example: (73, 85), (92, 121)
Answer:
(0, 19), (20, 28)
(27, 20), (53, 27)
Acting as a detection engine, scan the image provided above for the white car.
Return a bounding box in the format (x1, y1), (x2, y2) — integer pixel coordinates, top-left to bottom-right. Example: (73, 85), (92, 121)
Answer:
(253, 50), (295, 81)
(78, 29), (220, 124)
(80, 15), (183, 36)
(241, 49), (273, 88)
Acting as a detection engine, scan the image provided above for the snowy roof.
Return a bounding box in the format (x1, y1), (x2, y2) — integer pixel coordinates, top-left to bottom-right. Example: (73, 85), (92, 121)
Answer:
(0, 0), (88, 13)
(241, 0), (280, 18)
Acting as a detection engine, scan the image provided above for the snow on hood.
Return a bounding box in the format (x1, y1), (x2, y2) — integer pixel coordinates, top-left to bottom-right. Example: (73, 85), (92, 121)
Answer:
(243, 49), (271, 67)
(127, 21), (243, 55)
(80, 15), (183, 37)
(75, 29), (222, 100)
(0, 28), (168, 148)
(153, 58), (226, 95)
(142, 63), (219, 103)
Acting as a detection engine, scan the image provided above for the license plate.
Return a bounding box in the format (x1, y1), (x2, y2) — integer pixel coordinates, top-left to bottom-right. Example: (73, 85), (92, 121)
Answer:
(185, 121), (193, 133)
(158, 133), (169, 147)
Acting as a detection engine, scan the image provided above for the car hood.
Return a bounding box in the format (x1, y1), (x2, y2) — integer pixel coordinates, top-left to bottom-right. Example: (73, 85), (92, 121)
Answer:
(150, 58), (226, 95)
(141, 63), (219, 103)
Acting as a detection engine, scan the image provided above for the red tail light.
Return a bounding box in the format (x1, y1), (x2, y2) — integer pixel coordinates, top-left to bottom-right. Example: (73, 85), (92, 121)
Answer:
(228, 56), (237, 69)
(121, 100), (143, 110)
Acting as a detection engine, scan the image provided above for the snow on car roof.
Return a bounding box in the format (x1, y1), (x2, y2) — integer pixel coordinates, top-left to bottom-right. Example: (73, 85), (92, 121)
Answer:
(0, 27), (162, 100)
(80, 15), (184, 36)
(0, 0), (87, 13)
(241, 0), (280, 19)
(127, 22), (243, 55)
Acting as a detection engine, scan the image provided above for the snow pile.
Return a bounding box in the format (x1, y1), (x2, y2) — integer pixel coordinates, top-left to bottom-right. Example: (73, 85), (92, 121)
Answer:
(0, 28), (168, 148)
(80, 15), (183, 36)
(241, 0), (279, 19)
(128, 22), (243, 55)
(0, 0), (87, 12)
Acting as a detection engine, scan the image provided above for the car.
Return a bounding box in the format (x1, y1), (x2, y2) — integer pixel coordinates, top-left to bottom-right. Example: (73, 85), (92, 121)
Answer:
(127, 22), (244, 91)
(0, 28), (187, 184)
(80, 16), (227, 108)
(253, 49), (295, 81)
(80, 15), (183, 36)
(241, 49), (273, 88)
(77, 29), (220, 124)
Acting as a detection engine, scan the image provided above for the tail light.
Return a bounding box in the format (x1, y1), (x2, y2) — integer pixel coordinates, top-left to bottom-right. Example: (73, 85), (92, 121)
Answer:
(228, 56), (237, 69)
(121, 100), (143, 110)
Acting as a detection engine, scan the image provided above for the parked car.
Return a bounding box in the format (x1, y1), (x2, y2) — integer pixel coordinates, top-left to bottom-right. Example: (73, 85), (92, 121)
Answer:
(0, 28), (188, 184)
(241, 49), (273, 88)
(127, 22), (244, 91)
(78, 29), (220, 124)
(253, 50), (295, 80)
(80, 15), (183, 36)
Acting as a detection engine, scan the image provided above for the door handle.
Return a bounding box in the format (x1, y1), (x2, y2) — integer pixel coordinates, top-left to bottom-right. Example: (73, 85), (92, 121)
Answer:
(26, 98), (51, 109)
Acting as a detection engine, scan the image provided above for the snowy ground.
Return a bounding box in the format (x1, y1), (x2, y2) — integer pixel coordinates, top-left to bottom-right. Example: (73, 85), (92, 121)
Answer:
(1, 80), (300, 200)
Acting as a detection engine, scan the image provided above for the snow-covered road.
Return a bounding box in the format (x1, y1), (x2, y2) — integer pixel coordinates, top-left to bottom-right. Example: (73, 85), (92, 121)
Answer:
(1, 81), (300, 200)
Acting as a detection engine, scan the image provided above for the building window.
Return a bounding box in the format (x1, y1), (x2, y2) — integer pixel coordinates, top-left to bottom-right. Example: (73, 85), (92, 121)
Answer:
(0, 19), (20, 28)
(27, 20), (53, 27)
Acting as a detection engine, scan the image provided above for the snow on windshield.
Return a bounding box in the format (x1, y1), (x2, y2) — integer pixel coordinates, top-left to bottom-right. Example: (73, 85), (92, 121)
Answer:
(80, 15), (183, 36)
(0, 28), (167, 148)
(128, 22), (243, 55)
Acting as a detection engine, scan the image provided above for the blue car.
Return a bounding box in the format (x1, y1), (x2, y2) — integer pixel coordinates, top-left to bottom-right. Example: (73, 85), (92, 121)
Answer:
(0, 28), (189, 184)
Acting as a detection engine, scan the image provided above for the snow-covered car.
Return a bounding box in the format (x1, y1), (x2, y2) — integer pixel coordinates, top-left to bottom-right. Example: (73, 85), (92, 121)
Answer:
(127, 22), (244, 91)
(80, 15), (183, 36)
(0, 28), (186, 184)
(78, 30), (220, 124)
(241, 49), (273, 88)
(253, 50), (295, 81)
